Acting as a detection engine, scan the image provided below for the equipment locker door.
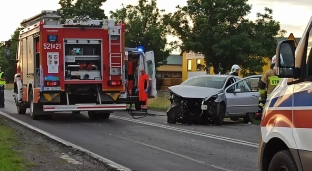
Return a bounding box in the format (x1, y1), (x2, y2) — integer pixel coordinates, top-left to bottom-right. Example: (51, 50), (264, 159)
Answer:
(145, 51), (157, 98)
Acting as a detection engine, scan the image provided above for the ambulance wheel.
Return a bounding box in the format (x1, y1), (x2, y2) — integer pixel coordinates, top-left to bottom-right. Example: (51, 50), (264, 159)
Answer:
(29, 89), (41, 120)
(268, 150), (298, 171)
(135, 103), (141, 110)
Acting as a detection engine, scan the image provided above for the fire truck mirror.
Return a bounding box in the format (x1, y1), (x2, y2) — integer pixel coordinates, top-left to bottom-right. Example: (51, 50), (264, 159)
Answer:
(5, 49), (10, 59)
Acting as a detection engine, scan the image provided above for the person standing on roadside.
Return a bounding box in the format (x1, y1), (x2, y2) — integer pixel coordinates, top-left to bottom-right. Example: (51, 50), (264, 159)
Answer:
(136, 68), (149, 111)
(0, 67), (6, 107)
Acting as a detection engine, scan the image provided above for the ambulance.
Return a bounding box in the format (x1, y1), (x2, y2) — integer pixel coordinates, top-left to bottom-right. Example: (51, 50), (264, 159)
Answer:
(258, 18), (312, 170)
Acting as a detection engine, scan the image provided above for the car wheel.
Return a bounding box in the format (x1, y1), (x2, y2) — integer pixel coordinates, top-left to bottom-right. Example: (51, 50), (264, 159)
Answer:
(243, 113), (254, 123)
(215, 103), (225, 126)
(268, 150), (298, 171)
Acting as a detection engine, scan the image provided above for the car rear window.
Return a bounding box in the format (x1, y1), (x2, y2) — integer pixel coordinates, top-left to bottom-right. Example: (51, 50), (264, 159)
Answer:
(181, 76), (226, 89)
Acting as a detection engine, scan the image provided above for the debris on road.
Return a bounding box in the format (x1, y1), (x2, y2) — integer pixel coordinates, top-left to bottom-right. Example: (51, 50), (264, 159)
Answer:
(0, 115), (112, 171)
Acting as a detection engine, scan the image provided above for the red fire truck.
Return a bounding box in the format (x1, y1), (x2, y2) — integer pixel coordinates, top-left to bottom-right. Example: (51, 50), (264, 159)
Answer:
(12, 10), (157, 120)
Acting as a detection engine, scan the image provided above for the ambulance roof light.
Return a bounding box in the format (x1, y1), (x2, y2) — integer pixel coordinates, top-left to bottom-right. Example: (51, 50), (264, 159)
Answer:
(137, 46), (144, 52)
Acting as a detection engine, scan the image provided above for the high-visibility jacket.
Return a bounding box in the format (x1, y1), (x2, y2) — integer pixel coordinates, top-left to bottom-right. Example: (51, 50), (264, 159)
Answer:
(0, 72), (6, 85)
(259, 69), (280, 99)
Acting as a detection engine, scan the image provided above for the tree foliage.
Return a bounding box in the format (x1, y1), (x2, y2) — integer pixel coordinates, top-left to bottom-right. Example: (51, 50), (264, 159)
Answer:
(165, 0), (286, 75)
(58, 0), (107, 20)
(110, 0), (174, 67)
(0, 28), (21, 83)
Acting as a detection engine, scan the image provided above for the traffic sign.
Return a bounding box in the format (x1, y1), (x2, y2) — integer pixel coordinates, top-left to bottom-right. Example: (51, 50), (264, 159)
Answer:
(287, 33), (298, 48)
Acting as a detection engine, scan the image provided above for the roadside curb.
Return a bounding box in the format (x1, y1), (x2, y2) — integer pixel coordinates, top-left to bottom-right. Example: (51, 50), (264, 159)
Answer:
(0, 111), (131, 171)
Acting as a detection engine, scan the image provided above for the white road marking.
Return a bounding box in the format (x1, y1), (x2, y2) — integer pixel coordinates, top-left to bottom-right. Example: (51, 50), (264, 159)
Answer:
(112, 134), (233, 171)
(111, 115), (259, 148)
(0, 111), (131, 171)
(60, 153), (82, 164)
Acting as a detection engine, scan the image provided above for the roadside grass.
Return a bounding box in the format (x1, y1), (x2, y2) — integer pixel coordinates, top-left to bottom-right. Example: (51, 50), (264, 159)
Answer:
(148, 94), (170, 112)
(5, 83), (14, 90)
(0, 118), (34, 171)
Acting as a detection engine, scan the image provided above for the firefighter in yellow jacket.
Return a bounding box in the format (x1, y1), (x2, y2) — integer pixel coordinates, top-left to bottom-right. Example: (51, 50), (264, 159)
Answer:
(258, 55), (280, 114)
(0, 67), (6, 107)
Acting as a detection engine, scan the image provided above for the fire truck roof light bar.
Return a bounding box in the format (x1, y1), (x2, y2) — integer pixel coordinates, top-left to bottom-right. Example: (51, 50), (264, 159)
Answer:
(43, 104), (127, 112)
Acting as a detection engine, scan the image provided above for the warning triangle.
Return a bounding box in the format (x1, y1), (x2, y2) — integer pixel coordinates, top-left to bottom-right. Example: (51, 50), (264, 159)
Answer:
(287, 33), (298, 48)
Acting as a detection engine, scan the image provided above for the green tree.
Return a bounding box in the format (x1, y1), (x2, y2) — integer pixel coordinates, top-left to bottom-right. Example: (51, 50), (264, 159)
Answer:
(58, 0), (107, 20)
(165, 0), (286, 75)
(110, 0), (174, 67)
(0, 28), (21, 83)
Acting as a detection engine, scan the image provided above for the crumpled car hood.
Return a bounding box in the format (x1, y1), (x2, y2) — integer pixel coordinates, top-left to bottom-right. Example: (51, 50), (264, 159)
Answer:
(168, 85), (221, 99)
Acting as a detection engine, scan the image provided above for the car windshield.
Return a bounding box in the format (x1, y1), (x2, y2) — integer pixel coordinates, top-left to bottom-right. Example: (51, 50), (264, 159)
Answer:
(181, 76), (226, 89)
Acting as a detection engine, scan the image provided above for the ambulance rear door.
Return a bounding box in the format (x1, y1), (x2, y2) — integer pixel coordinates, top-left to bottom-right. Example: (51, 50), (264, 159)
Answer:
(145, 51), (157, 98)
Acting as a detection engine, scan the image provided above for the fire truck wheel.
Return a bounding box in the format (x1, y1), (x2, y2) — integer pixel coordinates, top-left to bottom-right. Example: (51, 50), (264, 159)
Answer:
(88, 111), (110, 120)
(17, 105), (26, 114)
(29, 89), (42, 120)
(268, 150), (298, 171)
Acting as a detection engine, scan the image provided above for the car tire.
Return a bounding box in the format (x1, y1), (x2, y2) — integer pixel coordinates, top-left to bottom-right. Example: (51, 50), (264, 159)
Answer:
(243, 113), (254, 123)
(268, 150), (298, 171)
(215, 103), (225, 126)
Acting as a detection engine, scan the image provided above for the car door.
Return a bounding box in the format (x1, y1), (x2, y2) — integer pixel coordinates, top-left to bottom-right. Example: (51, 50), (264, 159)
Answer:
(225, 75), (261, 115)
(144, 51), (157, 98)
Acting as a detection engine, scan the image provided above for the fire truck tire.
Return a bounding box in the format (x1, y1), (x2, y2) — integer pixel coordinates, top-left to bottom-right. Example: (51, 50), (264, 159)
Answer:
(29, 89), (42, 120)
(268, 150), (298, 171)
(17, 105), (26, 114)
(88, 111), (110, 120)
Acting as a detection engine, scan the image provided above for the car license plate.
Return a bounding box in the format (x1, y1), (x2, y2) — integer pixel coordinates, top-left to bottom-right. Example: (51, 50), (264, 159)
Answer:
(201, 105), (207, 110)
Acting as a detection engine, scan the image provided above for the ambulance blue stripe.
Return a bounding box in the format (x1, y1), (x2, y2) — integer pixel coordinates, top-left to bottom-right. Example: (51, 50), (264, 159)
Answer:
(294, 90), (312, 106)
(269, 90), (312, 107)
(269, 96), (292, 107)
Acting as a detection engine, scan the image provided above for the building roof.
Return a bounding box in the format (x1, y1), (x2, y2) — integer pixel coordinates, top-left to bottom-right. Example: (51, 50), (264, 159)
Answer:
(157, 65), (182, 72)
(166, 55), (182, 65)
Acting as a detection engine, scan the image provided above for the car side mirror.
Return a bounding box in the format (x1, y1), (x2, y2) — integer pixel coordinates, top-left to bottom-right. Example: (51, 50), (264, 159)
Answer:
(276, 40), (296, 78)
(234, 88), (241, 93)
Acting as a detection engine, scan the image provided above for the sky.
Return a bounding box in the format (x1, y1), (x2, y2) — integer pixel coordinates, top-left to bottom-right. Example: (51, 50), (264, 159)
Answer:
(0, 0), (310, 43)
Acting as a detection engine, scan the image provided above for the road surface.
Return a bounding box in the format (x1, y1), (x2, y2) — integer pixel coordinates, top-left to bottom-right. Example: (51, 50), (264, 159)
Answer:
(2, 90), (260, 171)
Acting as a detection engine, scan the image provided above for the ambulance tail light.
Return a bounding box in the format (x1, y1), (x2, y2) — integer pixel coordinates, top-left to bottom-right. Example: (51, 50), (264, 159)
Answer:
(108, 80), (121, 86)
(45, 81), (59, 86)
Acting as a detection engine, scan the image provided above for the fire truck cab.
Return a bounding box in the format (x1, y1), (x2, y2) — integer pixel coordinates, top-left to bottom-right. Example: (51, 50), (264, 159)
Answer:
(258, 17), (312, 171)
(12, 10), (157, 120)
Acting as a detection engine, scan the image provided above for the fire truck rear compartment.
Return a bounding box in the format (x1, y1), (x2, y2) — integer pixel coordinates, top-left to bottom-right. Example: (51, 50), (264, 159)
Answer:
(64, 41), (102, 80)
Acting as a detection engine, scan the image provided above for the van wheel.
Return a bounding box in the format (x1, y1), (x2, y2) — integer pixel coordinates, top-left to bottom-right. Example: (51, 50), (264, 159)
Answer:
(268, 150), (298, 171)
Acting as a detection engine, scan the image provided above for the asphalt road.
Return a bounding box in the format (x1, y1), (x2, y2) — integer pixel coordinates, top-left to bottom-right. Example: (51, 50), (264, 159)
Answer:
(2, 90), (260, 171)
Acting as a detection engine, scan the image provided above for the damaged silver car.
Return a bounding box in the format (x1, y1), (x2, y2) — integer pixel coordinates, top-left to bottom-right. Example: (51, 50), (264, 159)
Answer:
(167, 75), (261, 125)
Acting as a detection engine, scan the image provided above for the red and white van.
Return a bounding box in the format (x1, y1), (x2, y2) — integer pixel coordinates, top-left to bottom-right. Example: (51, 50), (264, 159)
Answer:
(258, 17), (312, 171)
